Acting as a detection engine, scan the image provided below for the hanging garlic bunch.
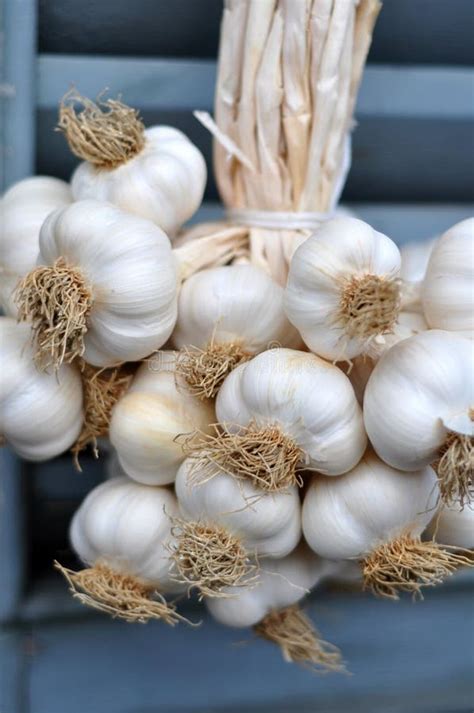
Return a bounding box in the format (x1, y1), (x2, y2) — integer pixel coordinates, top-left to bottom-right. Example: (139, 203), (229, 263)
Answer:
(302, 450), (472, 599)
(170, 457), (301, 597)
(426, 503), (474, 550)
(172, 263), (301, 399)
(57, 475), (188, 624)
(206, 544), (345, 672)
(185, 348), (366, 493)
(422, 218), (474, 338)
(58, 90), (206, 237)
(14, 200), (243, 371)
(364, 330), (473, 506)
(109, 353), (214, 485)
(0, 317), (83, 460)
(0, 175), (72, 315)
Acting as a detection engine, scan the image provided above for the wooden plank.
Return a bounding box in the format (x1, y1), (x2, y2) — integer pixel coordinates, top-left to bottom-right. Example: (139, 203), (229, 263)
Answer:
(0, 449), (27, 622)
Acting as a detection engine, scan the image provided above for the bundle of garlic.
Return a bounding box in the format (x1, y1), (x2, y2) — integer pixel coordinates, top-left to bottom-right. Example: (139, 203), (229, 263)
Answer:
(179, 0), (381, 285)
(0, 175), (72, 315)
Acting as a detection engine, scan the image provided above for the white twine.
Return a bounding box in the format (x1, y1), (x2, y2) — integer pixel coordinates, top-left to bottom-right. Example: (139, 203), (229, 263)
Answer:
(226, 209), (332, 231)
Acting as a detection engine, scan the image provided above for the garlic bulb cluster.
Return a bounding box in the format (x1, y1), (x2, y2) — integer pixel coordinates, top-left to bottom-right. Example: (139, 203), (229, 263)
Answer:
(0, 176), (72, 315)
(0, 317), (83, 460)
(364, 330), (473, 506)
(284, 217), (402, 361)
(109, 353), (214, 485)
(59, 91), (206, 237)
(422, 218), (474, 337)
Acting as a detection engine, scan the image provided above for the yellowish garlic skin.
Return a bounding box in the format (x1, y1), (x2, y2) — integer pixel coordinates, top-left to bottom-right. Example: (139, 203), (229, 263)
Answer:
(71, 126), (206, 237)
(70, 476), (181, 592)
(0, 317), (83, 460)
(175, 457), (301, 560)
(0, 176), (72, 315)
(364, 330), (473, 472)
(284, 217), (402, 360)
(422, 218), (474, 338)
(302, 450), (438, 560)
(109, 354), (215, 485)
(216, 348), (367, 476)
(425, 503), (474, 549)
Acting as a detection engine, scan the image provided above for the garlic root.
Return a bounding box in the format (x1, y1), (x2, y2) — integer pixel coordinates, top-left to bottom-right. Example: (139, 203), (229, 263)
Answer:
(58, 90), (145, 169)
(15, 258), (93, 371)
(175, 343), (251, 400)
(255, 605), (345, 673)
(181, 423), (304, 492)
(169, 518), (258, 598)
(363, 535), (473, 600)
(435, 432), (473, 508)
(55, 561), (184, 625)
(336, 273), (401, 341)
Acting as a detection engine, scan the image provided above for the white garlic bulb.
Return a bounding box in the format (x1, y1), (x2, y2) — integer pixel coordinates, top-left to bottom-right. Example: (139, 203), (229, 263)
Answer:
(425, 504), (474, 549)
(302, 450), (469, 598)
(172, 264), (301, 398)
(284, 217), (402, 360)
(364, 330), (473, 506)
(60, 476), (185, 623)
(214, 348), (366, 484)
(175, 457), (301, 560)
(0, 317), (83, 460)
(15, 200), (178, 369)
(400, 237), (435, 284)
(422, 218), (474, 337)
(0, 176), (72, 315)
(59, 92), (206, 237)
(109, 353), (215, 485)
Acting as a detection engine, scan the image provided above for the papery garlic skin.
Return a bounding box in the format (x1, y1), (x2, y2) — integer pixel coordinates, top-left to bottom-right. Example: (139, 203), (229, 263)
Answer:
(302, 450), (438, 560)
(36, 200), (178, 366)
(70, 476), (180, 591)
(364, 330), (473, 472)
(422, 218), (474, 337)
(284, 217), (402, 360)
(0, 317), (83, 460)
(71, 127), (206, 237)
(172, 264), (301, 352)
(109, 353), (214, 485)
(216, 348), (367, 476)
(425, 504), (474, 549)
(400, 238), (435, 284)
(206, 545), (338, 628)
(0, 176), (72, 315)
(175, 458), (301, 559)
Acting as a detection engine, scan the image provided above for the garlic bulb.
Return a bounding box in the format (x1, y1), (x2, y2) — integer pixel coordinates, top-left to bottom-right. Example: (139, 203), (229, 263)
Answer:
(0, 176), (72, 315)
(193, 348), (366, 491)
(400, 237), (435, 284)
(59, 91), (206, 237)
(206, 544), (345, 672)
(15, 200), (178, 369)
(109, 353), (214, 485)
(302, 450), (471, 598)
(422, 218), (474, 337)
(0, 317), (83, 460)
(284, 217), (402, 360)
(172, 457), (301, 596)
(426, 503), (474, 549)
(58, 476), (186, 623)
(172, 264), (301, 398)
(364, 330), (473, 506)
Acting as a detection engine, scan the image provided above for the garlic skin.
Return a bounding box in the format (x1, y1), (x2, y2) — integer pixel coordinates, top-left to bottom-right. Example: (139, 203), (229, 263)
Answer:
(425, 504), (474, 549)
(0, 317), (83, 460)
(284, 217), (402, 360)
(172, 264), (301, 353)
(109, 353), (215, 485)
(70, 476), (180, 592)
(71, 126), (206, 237)
(364, 330), (473, 472)
(175, 457), (301, 559)
(0, 176), (72, 315)
(32, 200), (178, 366)
(216, 348), (367, 476)
(422, 218), (474, 337)
(206, 545), (338, 628)
(302, 450), (438, 561)
(400, 238), (435, 284)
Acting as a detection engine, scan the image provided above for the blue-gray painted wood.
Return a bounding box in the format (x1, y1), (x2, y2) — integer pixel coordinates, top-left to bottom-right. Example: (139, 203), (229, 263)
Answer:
(0, 630), (25, 713)
(1, 0), (37, 189)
